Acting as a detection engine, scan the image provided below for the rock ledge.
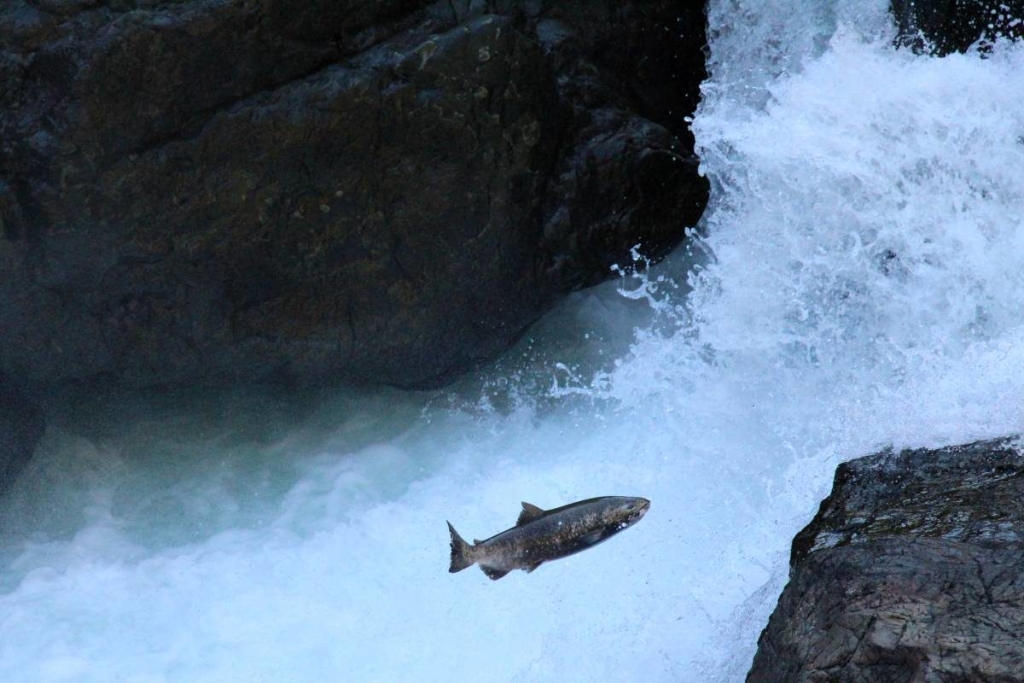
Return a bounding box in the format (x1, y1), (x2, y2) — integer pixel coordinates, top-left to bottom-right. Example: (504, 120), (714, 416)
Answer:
(749, 437), (1024, 682)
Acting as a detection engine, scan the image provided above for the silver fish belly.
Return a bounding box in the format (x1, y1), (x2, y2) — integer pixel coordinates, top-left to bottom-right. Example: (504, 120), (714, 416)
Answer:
(447, 496), (650, 580)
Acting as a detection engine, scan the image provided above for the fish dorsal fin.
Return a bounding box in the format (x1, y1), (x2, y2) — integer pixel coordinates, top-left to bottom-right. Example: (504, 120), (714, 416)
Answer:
(481, 566), (510, 581)
(517, 502), (545, 526)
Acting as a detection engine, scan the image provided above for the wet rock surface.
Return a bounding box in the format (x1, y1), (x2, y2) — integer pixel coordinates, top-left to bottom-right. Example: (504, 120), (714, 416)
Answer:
(0, 0), (708, 389)
(748, 437), (1024, 682)
(0, 375), (45, 496)
(891, 0), (1024, 54)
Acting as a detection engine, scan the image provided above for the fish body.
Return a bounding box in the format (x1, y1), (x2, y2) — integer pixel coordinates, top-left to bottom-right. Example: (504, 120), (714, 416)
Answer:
(447, 496), (650, 580)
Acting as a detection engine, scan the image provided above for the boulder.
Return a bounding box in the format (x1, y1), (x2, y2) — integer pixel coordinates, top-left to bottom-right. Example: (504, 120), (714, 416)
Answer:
(891, 0), (1024, 54)
(0, 375), (45, 495)
(0, 0), (709, 389)
(748, 437), (1024, 682)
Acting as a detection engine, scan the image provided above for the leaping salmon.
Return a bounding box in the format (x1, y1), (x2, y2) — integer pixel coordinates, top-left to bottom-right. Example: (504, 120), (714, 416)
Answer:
(447, 496), (650, 580)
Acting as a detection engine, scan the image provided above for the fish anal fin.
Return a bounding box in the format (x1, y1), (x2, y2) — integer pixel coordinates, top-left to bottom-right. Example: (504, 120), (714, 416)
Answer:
(525, 561), (543, 574)
(517, 502), (545, 526)
(481, 565), (510, 581)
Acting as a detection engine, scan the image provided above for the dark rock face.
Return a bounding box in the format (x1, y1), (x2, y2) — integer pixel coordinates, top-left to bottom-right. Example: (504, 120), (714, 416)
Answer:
(891, 0), (1024, 54)
(748, 438), (1024, 682)
(0, 0), (708, 389)
(0, 375), (45, 495)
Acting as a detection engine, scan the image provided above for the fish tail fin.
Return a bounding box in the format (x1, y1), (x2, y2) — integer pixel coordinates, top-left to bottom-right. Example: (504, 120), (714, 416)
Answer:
(447, 521), (474, 573)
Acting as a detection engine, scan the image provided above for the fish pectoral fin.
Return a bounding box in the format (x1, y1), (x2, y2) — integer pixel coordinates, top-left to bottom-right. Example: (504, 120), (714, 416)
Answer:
(580, 529), (606, 546)
(480, 565), (510, 581)
(517, 502), (546, 526)
(524, 562), (543, 574)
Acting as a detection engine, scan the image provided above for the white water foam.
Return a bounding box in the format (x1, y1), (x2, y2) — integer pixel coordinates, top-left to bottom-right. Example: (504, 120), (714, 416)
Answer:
(3, 2), (1024, 681)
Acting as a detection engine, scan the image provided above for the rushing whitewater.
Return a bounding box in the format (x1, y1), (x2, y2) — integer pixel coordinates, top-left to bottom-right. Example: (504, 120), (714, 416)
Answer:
(3, 2), (1024, 681)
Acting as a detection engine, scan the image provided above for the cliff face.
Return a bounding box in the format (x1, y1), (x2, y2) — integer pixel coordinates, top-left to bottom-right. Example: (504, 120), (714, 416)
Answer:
(748, 438), (1024, 682)
(0, 375), (44, 496)
(891, 0), (1024, 54)
(0, 0), (708, 390)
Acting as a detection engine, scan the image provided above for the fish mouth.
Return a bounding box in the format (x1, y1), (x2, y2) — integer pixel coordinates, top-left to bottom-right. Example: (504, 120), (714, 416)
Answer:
(626, 497), (650, 524)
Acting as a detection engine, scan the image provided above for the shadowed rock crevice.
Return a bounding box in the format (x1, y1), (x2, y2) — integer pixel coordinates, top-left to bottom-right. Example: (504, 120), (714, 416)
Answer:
(0, 0), (709, 390)
(748, 438), (1024, 682)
